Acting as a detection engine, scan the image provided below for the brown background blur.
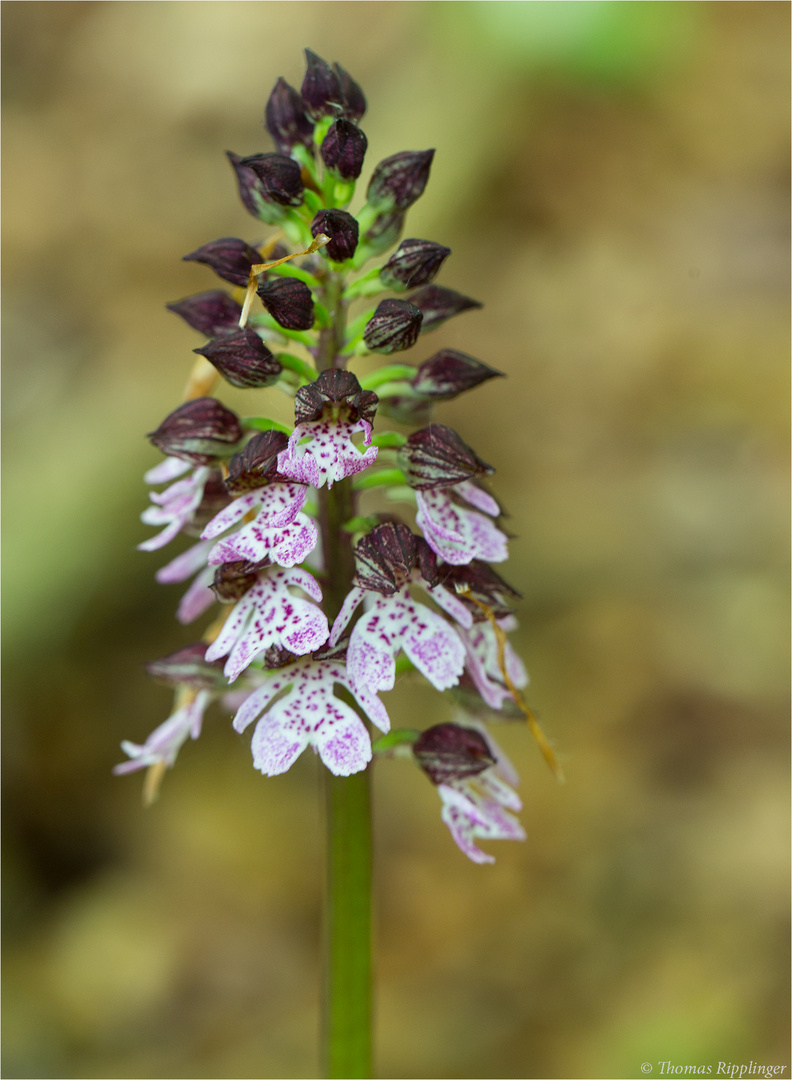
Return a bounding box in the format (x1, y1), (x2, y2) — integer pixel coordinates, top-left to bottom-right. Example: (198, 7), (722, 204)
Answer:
(2, 3), (789, 1078)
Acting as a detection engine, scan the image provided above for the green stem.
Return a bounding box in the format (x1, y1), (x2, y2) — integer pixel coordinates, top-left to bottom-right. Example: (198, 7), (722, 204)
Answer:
(316, 268), (373, 1079)
(323, 769), (372, 1079)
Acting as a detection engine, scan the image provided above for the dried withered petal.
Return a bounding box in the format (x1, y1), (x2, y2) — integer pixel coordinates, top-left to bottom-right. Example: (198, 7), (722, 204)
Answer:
(397, 424), (494, 490)
(145, 644), (227, 690)
(239, 152), (305, 207)
(367, 150), (435, 212)
(301, 48), (342, 119)
(411, 349), (504, 400)
(353, 521), (418, 595)
(224, 430), (290, 494)
(361, 209), (405, 256)
(363, 298), (423, 354)
(311, 209), (359, 262)
(186, 471), (232, 535)
(182, 237), (263, 288)
(437, 561), (520, 620)
(334, 62), (366, 121)
(194, 330), (281, 390)
(211, 559), (268, 603)
(167, 290), (242, 338)
(413, 723), (495, 786)
(320, 119), (368, 181)
(257, 276), (315, 330)
(294, 368), (378, 425)
(379, 238), (451, 291)
(264, 77), (314, 153)
(148, 398), (243, 464)
(408, 285), (482, 333)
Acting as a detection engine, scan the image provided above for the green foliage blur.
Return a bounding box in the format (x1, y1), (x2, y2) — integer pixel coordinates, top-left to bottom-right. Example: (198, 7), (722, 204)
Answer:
(3, 3), (789, 1078)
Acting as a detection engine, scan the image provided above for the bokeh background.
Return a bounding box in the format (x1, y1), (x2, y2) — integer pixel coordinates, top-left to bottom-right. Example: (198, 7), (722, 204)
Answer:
(3, 3), (789, 1078)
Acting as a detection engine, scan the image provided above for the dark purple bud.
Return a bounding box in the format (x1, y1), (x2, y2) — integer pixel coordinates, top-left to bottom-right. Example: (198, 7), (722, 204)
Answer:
(333, 62), (366, 121)
(353, 521), (418, 594)
(148, 398), (243, 465)
(397, 424), (494, 490)
(264, 77), (314, 153)
(182, 237), (262, 288)
(186, 471), (232, 535)
(225, 430), (290, 494)
(413, 723), (495, 786)
(228, 152), (294, 222)
(256, 277), (314, 330)
(145, 644), (227, 691)
(361, 210), (405, 256)
(367, 150), (435, 212)
(379, 238), (451, 291)
(408, 285), (482, 333)
(301, 48), (342, 119)
(193, 330), (281, 390)
(211, 559), (268, 603)
(239, 152), (304, 207)
(167, 290), (242, 338)
(294, 368), (378, 425)
(320, 119), (368, 180)
(363, 299), (423, 354)
(437, 561), (520, 621)
(411, 349), (504, 400)
(311, 209), (359, 262)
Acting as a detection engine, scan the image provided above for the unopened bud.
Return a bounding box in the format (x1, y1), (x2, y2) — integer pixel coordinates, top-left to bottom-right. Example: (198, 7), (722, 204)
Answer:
(410, 349), (503, 400)
(361, 209), (405, 256)
(257, 276), (315, 330)
(334, 62), (366, 121)
(311, 209), (359, 262)
(225, 430), (290, 494)
(182, 237), (263, 288)
(193, 330), (282, 389)
(363, 298), (423, 354)
(413, 723), (495, 785)
(367, 150), (434, 212)
(301, 48), (342, 120)
(408, 284), (482, 333)
(379, 238), (450, 291)
(167, 290), (242, 337)
(397, 424), (494, 489)
(264, 77), (314, 153)
(240, 152), (305, 206)
(321, 118), (368, 180)
(148, 398), (242, 464)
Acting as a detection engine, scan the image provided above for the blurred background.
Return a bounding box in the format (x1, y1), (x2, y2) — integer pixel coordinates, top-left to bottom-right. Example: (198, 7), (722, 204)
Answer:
(2, 2), (789, 1078)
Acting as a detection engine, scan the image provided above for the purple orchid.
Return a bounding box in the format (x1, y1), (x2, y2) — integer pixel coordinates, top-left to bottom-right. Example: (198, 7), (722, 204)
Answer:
(329, 523), (470, 694)
(437, 772), (525, 865)
(201, 482), (317, 568)
(276, 369), (379, 489)
(113, 690), (210, 775)
(138, 461), (211, 552)
(233, 655), (390, 777)
(155, 539), (216, 624)
(204, 566), (329, 681)
(415, 480), (508, 565)
(459, 615), (528, 710)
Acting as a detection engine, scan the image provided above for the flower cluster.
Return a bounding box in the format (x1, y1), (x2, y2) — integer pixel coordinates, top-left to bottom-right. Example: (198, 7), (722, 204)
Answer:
(118, 49), (558, 863)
